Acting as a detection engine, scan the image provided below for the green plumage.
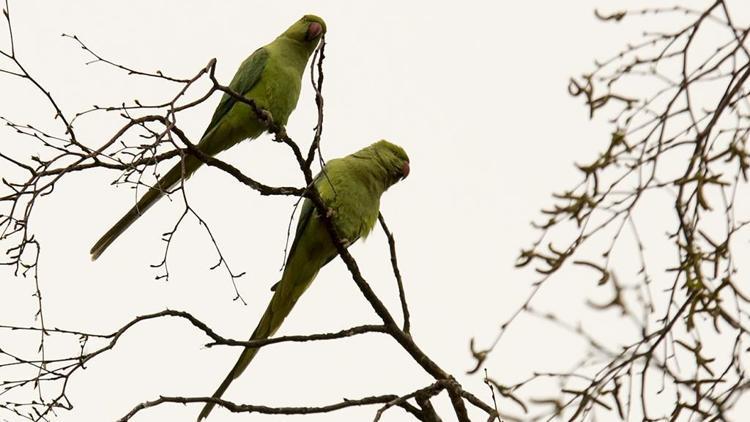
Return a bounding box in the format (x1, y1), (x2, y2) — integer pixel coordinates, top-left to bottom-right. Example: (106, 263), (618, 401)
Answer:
(90, 15), (327, 260)
(197, 140), (410, 421)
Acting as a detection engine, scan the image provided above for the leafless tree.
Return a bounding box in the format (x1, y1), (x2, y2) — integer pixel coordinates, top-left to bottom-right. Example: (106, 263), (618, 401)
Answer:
(7, 1), (750, 422)
(0, 1), (499, 421)
(471, 1), (750, 421)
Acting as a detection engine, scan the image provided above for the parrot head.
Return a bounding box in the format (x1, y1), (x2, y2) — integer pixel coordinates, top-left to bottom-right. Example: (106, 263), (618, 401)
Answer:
(364, 140), (410, 186)
(281, 15), (327, 46)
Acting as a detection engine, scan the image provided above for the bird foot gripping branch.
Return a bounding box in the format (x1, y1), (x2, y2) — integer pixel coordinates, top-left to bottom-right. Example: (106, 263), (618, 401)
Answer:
(257, 108), (274, 127)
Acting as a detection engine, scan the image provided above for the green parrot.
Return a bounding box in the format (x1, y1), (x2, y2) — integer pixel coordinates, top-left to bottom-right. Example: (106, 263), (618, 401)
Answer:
(90, 15), (327, 260)
(197, 140), (410, 421)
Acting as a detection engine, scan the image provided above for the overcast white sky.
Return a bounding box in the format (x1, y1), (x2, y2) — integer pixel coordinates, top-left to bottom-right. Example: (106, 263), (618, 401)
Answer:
(2, 1), (747, 421)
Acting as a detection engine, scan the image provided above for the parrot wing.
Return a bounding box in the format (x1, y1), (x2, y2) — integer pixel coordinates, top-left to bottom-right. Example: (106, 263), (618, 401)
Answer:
(201, 47), (269, 139)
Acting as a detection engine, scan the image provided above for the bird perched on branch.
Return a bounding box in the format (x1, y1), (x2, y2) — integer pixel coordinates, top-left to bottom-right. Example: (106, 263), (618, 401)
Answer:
(197, 140), (410, 421)
(90, 15), (327, 260)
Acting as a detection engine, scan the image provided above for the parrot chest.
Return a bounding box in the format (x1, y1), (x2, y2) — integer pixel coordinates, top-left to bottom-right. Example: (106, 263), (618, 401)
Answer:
(319, 161), (384, 242)
(257, 59), (303, 125)
(330, 195), (379, 242)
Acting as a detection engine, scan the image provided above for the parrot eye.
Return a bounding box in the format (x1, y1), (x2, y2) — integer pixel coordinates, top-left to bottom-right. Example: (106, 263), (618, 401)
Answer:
(401, 162), (410, 179)
(306, 22), (323, 41)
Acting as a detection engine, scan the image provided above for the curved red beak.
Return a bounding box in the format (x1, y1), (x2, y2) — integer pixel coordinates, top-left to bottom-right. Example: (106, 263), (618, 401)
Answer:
(306, 22), (323, 41)
(401, 162), (410, 179)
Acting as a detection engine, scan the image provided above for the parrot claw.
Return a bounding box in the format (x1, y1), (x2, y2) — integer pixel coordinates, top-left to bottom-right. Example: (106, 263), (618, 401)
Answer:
(325, 207), (336, 218)
(258, 108), (274, 125)
(275, 127), (288, 141)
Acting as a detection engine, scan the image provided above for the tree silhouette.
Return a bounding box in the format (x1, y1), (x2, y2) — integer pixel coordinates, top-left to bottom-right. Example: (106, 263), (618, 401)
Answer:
(0, 1), (496, 421)
(4, 1), (750, 421)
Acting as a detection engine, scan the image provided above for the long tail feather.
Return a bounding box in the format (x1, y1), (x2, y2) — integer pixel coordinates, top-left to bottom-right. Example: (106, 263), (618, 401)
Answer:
(196, 302), (280, 421)
(197, 266), (320, 421)
(90, 156), (202, 260)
